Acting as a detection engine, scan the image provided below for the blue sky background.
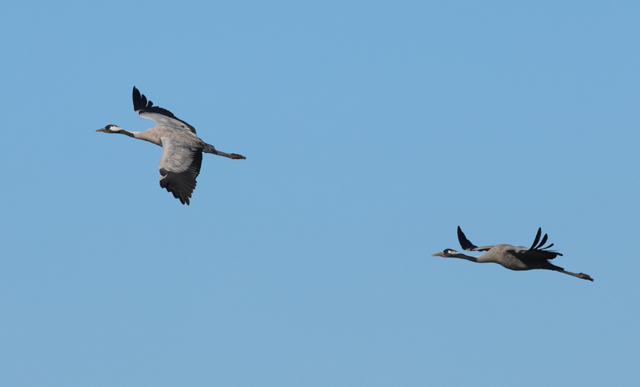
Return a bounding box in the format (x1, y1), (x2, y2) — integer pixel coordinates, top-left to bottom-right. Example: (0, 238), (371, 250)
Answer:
(1, 1), (638, 385)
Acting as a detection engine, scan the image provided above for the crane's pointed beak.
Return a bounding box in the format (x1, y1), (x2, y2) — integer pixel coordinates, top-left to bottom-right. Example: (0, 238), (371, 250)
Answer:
(96, 128), (106, 132)
(432, 252), (445, 257)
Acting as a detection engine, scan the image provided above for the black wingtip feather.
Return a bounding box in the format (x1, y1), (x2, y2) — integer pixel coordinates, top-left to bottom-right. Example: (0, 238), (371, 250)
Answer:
(132, 86), (154, 111)
(130, 86), (198, 134)
(529, 228), (563, 257)
(457, 226), (478, 251)
(530, 228), (542, 250)
(536, 233), (548, 249)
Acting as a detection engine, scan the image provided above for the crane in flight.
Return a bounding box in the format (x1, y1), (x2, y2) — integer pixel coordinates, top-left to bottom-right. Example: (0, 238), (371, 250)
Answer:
(432, 227), (593, 281)
(97, 87), (245, 205)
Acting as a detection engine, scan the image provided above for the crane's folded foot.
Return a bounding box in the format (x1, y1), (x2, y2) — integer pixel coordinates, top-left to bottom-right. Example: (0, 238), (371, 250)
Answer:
(230, 153), (246, 159)
(578, 273), (594, 281)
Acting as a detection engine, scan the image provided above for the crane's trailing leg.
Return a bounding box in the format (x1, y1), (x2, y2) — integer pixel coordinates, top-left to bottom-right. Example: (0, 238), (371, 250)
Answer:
(217, 150), (246, 159)
(560, 270), (594, 281)
(203, 143), (246, 159)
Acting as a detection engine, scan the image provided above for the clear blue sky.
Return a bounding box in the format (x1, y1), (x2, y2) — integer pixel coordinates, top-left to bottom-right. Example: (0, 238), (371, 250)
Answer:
(1, 1), (638, 385)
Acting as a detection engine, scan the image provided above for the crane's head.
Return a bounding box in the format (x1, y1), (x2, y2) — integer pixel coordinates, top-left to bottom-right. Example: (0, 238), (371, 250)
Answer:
(432, 248), (459, 257)
(96, 124), (124, 133)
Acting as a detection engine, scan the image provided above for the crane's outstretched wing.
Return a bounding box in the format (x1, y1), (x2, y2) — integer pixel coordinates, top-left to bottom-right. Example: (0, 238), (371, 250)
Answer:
(507, 228), (563, 261)
(132, 86), (197, 134)
(457, 226), (494, 252)
(158, 137), (203, 205)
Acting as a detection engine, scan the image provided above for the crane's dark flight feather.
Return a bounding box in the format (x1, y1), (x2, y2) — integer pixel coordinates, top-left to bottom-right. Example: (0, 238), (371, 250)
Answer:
(132, 86), (196, 134)
(530, 228), (542, 250)
(457, 226), (478, 251)
(537, 233), (548, 249)
(159, 151), (203, 205)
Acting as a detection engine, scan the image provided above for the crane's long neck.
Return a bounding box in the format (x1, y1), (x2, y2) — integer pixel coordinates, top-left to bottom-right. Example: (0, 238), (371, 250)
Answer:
(450, 252), (478, 262)
(117, 129), (136, 139)
(118, 129), (161, 146)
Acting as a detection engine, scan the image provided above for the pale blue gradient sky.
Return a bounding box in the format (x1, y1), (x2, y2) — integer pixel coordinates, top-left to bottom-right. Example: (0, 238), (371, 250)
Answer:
(0, 1), (638, 386)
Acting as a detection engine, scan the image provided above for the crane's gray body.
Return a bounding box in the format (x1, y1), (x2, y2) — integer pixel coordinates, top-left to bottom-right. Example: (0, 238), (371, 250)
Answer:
(432, 227), (593, 281)
(474, 244), (534, 270)
(97, 87), (245, 205)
